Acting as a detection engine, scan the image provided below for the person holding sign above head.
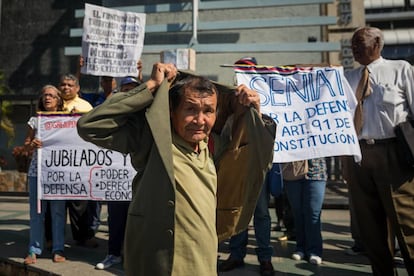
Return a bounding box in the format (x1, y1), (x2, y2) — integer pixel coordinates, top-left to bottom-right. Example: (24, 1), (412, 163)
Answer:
(77, 55), (117, 106)
(77, 58), (141, 250)
(95, 65), (144, 271)
(77, 62), (276, 276)
(78, 74), (117, 250)
(78, 56), (144, 105)
(344, 27), (414, 276)
(23, 85), (67, 265)
(78, 63), (118, 251)
(87, 75), (118, 107)
(95, 74), (143, 271)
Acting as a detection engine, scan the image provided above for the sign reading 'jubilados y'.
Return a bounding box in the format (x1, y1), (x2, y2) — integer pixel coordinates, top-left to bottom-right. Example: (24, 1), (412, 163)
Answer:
(37, 113), (135, 201)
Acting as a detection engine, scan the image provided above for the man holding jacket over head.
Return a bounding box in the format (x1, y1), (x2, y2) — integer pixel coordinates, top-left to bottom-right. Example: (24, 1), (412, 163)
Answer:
(77, 62), (276, 276)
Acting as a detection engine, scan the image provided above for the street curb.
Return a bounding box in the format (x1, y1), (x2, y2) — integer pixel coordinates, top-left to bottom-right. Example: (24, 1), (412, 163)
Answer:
(0, 196), (29, 203)
(0, 257), (60, 276)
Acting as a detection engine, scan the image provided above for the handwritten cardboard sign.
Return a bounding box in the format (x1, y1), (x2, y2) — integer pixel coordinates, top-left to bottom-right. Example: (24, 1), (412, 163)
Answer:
(81, 3), (146, 77)
(37, 113), (134, 201)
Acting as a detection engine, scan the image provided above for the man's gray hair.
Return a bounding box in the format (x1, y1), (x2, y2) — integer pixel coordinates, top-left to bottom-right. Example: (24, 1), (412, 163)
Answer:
(354, 26), (384, 51)
(60, 73), (79, 86)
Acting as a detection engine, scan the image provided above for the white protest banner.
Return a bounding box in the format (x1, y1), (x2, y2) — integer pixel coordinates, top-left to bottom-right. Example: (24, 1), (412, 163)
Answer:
(81, 3), (146, 77)
(37, 113), (134, 201)
(235, 66), (361, 162)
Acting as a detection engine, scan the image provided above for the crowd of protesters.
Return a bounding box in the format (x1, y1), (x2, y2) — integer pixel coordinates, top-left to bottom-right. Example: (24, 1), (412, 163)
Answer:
(21, 26), (414, 276)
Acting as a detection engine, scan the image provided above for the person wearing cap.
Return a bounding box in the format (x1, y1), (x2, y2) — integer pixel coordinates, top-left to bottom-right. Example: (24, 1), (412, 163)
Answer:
(234, 56), (258, 66)
(218, 57), (275, 276)
(77, 62), (276, 276)
(120, 76), (142, 92)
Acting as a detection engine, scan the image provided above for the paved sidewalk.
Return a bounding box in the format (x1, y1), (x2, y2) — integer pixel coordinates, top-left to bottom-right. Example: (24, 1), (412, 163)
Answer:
(0, 193), (408, 276)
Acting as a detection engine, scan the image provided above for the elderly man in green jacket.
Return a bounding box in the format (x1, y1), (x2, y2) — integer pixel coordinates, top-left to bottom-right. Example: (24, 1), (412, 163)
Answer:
(77, 62), (276, 276)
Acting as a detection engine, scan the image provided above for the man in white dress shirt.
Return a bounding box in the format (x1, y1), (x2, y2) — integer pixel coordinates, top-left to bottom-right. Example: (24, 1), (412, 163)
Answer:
(344, 27), (414, 275)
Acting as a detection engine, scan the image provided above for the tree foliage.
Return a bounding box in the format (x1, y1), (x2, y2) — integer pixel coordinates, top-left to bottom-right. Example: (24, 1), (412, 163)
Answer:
(0, 71), (15, 147)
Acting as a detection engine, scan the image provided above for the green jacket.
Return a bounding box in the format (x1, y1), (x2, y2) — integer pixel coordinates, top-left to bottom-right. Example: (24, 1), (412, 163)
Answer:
(77, 79), (276, 276)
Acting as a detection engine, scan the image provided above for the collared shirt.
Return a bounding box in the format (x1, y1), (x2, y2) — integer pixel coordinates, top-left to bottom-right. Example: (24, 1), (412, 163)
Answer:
(64, 95), (93, 112)
(345, 57), (414, 140)
(171, 132), (218, 276)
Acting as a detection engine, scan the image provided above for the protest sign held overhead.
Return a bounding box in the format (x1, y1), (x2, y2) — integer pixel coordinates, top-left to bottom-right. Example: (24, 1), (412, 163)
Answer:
(81, 3), (146, 77)
(235, 66), (361, 163)
(37, 113), (135, 201)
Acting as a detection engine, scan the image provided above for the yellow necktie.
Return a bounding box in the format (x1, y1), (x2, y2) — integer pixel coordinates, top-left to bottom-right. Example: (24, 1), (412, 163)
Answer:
(354, 66), (371, 135)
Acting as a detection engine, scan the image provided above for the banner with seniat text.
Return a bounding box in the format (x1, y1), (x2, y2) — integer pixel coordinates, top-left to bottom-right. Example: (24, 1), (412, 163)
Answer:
(37, 113), (134, 201)
(235, 66), (361, 162)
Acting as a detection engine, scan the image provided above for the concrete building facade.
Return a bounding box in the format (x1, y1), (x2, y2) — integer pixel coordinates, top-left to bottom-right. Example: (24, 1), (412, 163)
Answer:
(1, 0), (413, 174)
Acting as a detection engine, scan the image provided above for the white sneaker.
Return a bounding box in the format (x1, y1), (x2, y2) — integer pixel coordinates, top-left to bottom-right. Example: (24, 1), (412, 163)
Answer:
(393, 250), (404, 266)
(309, 255), (322, 265)
(291, 252), (305, 261)
(96, 254), (122, 270)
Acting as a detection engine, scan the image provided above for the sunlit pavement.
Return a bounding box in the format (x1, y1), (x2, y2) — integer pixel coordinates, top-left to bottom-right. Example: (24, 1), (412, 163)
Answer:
(0, 195), (408, 276)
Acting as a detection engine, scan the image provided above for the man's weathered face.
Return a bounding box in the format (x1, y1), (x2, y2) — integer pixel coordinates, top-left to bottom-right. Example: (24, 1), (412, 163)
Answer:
(351, 29), (380, 66)
(171, 88), (217, 150)
(59, 78), (79, 101)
